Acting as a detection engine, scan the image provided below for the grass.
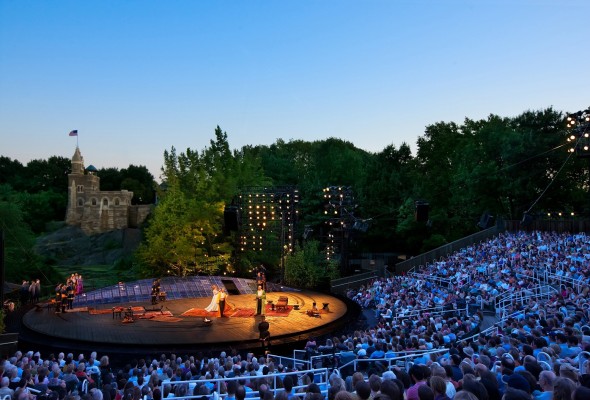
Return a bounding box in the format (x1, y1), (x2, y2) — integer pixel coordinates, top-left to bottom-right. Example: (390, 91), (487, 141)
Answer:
(56, 263), (138, 292)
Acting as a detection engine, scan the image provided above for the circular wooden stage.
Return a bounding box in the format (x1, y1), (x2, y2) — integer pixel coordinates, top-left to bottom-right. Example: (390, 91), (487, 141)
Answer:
(21, 277), (349, 357)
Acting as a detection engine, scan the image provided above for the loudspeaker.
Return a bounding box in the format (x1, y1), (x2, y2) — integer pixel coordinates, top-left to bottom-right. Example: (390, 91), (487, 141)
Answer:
(223, 206), (240, 231)
(415, 202), (429, 222)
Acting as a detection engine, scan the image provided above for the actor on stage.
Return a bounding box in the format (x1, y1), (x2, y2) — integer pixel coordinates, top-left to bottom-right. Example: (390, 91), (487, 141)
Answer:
(60, 284), (68, 313)
(255, 284), (266, 315)
(151, 279), (160, 304)
(66, 280), (75, 310)
(219, 288), (227, 317)
(76, 273), (84, 295)
(205, 284), (220, 312)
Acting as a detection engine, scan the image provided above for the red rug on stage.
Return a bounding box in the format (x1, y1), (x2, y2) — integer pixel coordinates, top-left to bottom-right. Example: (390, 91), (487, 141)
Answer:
(230, 308), (256, 318)
(89, 309), (112, 315)
(137, 311), (174, 318)
(89, 306), (146, 315)
(181, 308), (218, 317)
(265, 305), (292, 317)
(181, 304), (232, 317)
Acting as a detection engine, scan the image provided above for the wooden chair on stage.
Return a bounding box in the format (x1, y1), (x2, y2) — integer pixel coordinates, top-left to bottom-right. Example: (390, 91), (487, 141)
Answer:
(276, 296), (288, 311)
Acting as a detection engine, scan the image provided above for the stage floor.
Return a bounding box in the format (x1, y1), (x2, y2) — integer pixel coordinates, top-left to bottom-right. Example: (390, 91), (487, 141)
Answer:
(22, 279), (347, 354)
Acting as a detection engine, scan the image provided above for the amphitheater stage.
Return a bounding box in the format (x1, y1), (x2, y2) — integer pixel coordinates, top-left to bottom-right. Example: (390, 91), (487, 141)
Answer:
(19, 277), (350, 358)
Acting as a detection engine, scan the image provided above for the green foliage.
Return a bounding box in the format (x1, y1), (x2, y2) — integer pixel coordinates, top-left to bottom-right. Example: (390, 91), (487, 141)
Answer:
(0, 200), (41, 283)
(102, 238), (123, 251)
(284, 240), (338, 288)
(120, 165), (156, 204)
(98, 165), (156, 204)
(138, 126), (270, 277)
(15, 190), (67, 233)
(0, 106), (583, 284)
(20, 156), (71, 193)
(97, 167), (123, 190)
(56, 263), (135, 292)
(0, 156), (70, 234)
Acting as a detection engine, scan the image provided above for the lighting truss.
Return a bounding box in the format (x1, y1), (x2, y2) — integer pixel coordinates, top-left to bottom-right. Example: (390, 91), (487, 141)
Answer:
(237, 186), (299, 255)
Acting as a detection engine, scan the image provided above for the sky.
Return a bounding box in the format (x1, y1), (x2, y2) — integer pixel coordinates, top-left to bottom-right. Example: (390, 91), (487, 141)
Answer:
(1, 0), (589, 181)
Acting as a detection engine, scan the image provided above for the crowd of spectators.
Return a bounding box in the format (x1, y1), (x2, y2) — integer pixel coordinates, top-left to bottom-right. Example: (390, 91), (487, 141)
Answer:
(3, 231), (590, 400)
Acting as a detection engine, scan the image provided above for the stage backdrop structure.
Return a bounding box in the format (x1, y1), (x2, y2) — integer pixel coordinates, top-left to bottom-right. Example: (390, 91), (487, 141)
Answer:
(236, 186), (299, 280)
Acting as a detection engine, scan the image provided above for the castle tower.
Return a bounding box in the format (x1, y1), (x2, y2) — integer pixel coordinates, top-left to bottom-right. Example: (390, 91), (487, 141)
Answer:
(65, 145), (151, 234)
(66, 146), (100, 227)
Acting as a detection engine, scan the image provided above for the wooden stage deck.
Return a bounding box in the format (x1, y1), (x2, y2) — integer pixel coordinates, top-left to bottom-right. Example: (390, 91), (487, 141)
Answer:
(21, 289), (348, 356)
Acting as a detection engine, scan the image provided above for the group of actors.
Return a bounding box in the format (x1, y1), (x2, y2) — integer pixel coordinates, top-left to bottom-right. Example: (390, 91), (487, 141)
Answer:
(54, 273), (84, 313)
(201, 283), (271, 349)
(202, 283), (268, 319)
(203, 284), (229, 322)
(20, 279), (41, 305)
(151, 279), (163, 304)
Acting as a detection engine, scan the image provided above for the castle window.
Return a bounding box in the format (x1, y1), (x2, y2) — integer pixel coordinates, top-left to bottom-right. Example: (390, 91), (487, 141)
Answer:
(77, 185), (84, 193)
(91, 198), (97, 206)
(102, 199), (109, 207)
(77, 198), (84, 207)
(114, 198), (120, 206)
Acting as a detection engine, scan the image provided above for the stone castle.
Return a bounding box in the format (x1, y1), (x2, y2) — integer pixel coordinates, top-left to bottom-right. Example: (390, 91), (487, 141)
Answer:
(65, 147), (152, 235)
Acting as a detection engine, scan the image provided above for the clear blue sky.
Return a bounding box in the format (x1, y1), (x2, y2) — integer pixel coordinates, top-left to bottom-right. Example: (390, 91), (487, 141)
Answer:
(1, 0), (588, 181)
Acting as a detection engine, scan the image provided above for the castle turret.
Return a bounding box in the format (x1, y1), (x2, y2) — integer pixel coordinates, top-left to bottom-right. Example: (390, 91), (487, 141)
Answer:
(71, 147), (85, 175)
(66, 146), (100, 227)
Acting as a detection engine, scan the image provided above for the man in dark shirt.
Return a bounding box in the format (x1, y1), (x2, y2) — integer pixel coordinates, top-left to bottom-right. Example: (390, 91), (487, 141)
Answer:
(258, 316), (270, 351)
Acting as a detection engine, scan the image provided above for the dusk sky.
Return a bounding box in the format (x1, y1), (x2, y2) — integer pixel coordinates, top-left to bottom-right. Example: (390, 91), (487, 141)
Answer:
(1, 0), (588, 181)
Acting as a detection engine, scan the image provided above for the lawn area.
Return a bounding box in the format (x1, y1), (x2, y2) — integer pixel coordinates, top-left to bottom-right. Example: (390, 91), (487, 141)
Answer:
(56, 264), (138, 292)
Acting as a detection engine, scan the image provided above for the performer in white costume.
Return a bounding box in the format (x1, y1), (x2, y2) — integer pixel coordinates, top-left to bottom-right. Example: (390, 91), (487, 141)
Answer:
(204, 284), (220, 312)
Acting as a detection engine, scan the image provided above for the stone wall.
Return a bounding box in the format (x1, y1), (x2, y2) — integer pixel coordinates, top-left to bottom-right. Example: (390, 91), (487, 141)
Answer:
(128, 205), (153, 228)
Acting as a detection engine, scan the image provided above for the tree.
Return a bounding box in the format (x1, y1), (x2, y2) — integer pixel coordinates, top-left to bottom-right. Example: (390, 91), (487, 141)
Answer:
(138, 126), (269, 277)
(284, 240), (338, 288)
(120, 165), (156, 204)
(21, 156), (70, 193)
(0, 200), (39, 282)
(97, 167), (123, 191)
(0, 157), (25, 189)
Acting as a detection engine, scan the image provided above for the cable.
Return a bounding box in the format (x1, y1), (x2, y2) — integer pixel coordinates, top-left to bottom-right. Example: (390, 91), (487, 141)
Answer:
(525, 124), (589, 214)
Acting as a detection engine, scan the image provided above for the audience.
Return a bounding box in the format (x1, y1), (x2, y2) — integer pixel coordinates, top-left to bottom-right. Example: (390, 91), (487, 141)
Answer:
(3, 231), (590, 400)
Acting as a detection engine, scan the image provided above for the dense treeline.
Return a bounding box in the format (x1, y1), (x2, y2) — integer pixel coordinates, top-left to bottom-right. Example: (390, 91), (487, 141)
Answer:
(1, 107), (586, 286)
(138, 108), (587, 284)
(0, 155), (155, 283)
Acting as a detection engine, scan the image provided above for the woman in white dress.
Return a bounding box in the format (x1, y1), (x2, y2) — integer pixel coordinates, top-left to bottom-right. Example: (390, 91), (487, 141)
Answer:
(205, 285), (220, 312)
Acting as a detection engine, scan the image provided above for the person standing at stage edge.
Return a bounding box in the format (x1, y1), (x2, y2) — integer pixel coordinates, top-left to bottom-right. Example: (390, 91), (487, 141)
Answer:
(66, 279), (75, 310)
(258, 315), (270, 351)
(255, 284), (266, 315)
(219, 287), (227, 317)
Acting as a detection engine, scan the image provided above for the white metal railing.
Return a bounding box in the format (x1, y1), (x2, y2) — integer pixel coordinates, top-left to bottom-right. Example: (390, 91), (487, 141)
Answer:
(407, 272), (453, 288)
(495, 285), (557, 320)
(337, 348), (448, 375)
(547, 273), (588, 295)
(290, 350), (312, 370)
(159, 367), (330, 400)
(389, 306), (470, 327)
